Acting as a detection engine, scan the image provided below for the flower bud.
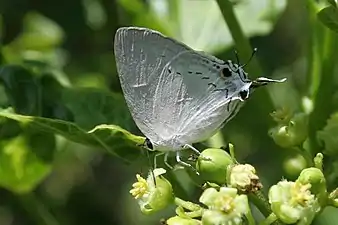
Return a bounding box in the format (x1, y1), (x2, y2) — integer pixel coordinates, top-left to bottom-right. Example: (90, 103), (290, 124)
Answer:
(196, 148), (234, 185)
(297, 167), (327, 206)
(269, 113), (308, 148)
(166, 216), (201, 225)
(228, 164), (262, 193)
(199, 187), (250, 225)
(314, 153), (324, 171)
(130, 168), (174, 214)
(270, 107), (293, 124)
(283, 154), (307, 179)
(331, 198), (338, 208)
(328, 188), (338, 207)
(269, 180), (320, 224)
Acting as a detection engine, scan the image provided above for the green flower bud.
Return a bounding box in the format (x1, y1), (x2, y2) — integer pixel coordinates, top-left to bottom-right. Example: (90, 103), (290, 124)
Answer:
(297, 167), (327, 206)
(199, 187), (250, 225)
(269, 125), (293, 148)
(130, 168), (174, 214)
(269, 180), (320, 224)
(270, 107), (293, 124)
(283, 154), (307, 180)
(166, 216), (201, 225)
(228, 164), (262, 193)
(317, 113), (338, 156)
(328, 188), (338, 207)
(269, 113), (308, 148)
(314, 153), (324, 171)
(331, 198), (338, 208)
(196, 148), (234, 184)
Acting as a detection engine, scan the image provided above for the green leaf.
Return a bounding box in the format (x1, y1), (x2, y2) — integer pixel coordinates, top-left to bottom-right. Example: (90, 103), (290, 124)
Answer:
(149, 0), (286, 53)
(116, 0), (168, 34)
(0, 119), (22, 140)
(0, 108), (144, 162)
(0, 65), (72, 119)
(317, 112), (338, 156)
(328, 0), (337, 8)
(62, 88), (136, 131)
(38, 73), (73, 120)
(317, 6), (338, 33)
(0, 65), (40, 115)
(0, 132), (54, 194)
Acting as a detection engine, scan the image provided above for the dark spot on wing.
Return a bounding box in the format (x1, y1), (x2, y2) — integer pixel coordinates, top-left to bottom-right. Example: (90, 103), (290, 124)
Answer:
(196, 72), (202, 75)
(202, 76), (209, 79)
(221, 67), (232, 78)
(177, 72), (181, 75)
(188, 71), (192, 74)
(208, 83), (216, 88)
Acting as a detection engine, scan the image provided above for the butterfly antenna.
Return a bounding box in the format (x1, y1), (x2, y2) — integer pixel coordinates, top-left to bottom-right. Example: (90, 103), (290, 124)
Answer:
(241, 48), (258, 68)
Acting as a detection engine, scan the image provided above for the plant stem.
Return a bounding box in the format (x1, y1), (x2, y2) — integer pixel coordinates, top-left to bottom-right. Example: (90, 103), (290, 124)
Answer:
(215, 0), (263, 76)
(259, 213), (278, 225)
(306, 1), (322, 97)
(174, 197), (202, 211)
(248, 190), (272, 217)
(248, 191), (283, 225)
(293, 146), (313, 167)
(246, 206), (257, 225)
(207, 131), (226, 149)
(215, 0), (277, 142)
(17, 192), (60, 225)
(308, 28), (338, 154)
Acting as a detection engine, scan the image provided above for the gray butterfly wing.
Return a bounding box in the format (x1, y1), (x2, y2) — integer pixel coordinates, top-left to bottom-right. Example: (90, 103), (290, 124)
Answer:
(154, 50), (250, 145)
(114, 27), (193, 143)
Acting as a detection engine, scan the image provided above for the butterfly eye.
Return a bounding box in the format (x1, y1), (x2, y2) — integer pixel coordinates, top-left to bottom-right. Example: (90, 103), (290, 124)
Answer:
(239, 90), (249, 100)
(221, 67), (232, 78)
(145, 138), (153, 150)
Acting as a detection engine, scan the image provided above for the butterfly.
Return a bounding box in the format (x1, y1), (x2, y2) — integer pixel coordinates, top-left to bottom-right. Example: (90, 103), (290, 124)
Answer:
(114, 27), (285, 170)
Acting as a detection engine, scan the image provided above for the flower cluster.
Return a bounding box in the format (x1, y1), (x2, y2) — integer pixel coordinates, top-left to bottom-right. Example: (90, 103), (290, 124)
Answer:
(128, 132), (336, 225)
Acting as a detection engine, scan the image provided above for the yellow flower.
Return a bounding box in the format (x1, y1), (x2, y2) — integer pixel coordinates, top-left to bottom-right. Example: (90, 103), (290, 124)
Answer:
(129, 168), (173, 214)
(269, 180), (320, 224)
(130, 174), (149, 199)
(199, 187), (250, 225)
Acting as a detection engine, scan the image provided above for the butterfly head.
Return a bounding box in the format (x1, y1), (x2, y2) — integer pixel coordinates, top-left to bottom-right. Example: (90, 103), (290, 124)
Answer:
(220, 61), (286, 102)
(230, 48), (286, 99)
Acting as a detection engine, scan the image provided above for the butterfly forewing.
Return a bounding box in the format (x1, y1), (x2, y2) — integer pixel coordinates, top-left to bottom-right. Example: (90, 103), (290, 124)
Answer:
(114, 27), (193, 143)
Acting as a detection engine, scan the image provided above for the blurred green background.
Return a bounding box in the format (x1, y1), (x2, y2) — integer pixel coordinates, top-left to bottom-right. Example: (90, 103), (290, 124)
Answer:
(0, 0), (338, 224)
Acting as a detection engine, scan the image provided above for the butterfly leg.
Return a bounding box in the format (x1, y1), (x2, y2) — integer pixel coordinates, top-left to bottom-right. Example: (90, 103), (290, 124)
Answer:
(184, 144), (212, 162)
(176, 151), (199, 175)
(164, 152), (174, 169)
(183, 144), (200, 155)
(154, 152), (165, 169)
